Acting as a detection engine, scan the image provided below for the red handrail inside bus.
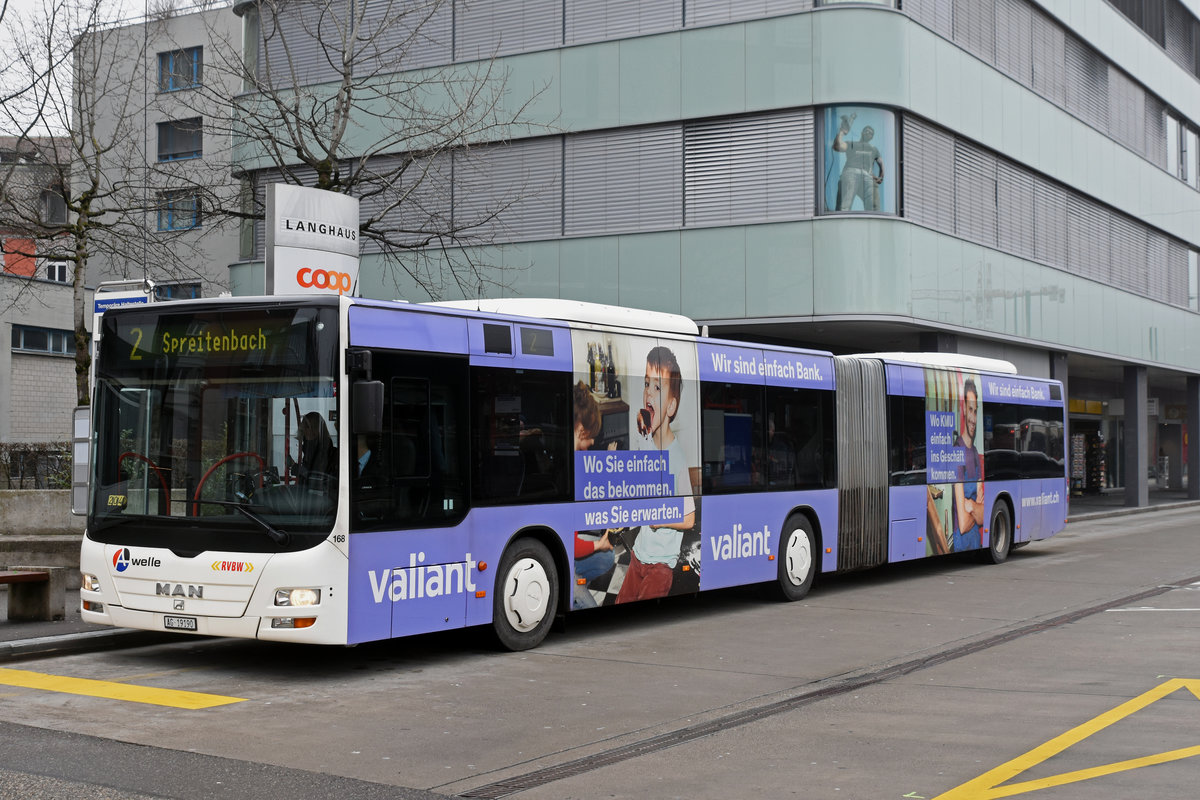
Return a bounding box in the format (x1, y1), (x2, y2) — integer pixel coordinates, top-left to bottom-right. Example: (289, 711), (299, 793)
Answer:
(192, 451), (266, 516)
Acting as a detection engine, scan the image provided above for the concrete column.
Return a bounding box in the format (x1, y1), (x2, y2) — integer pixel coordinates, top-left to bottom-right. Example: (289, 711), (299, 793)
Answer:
(1124, 366), (1149, 507)
(1050, 353), (1069, 462)
(1189, 376), (1200, 500)
(1163, 425), (1184, 489)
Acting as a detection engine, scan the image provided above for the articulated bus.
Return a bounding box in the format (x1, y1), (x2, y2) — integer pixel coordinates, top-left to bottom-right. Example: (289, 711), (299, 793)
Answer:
(80, 296), (1067, 650)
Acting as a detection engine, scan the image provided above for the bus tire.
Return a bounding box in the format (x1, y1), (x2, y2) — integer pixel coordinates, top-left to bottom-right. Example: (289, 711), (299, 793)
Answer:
(492, 539), (558, 651)
(981, 503), (1012, 565)
(772, 515), (817, 602)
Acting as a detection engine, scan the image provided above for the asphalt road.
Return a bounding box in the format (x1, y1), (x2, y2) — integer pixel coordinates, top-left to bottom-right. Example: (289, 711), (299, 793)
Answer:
(1, 507), (1198, 799)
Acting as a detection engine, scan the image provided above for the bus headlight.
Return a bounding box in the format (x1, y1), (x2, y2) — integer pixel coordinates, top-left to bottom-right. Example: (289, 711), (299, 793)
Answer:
(275, 588), (320, 607)
(81, 573), (100, 592)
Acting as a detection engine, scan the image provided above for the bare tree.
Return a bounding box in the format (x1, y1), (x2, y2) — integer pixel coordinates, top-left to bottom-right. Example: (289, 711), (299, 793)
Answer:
(0, 0), (219, 405)
(190, 0), (552, 300)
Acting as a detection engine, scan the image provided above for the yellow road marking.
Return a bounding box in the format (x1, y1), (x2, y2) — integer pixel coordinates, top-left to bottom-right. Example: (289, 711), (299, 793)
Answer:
(0, 667), (246, 709)
(933, 678), (1200, 799)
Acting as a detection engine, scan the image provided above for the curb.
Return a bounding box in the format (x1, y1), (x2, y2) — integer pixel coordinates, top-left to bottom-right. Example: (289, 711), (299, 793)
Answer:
(0, 629), (174, 664)
(1067, 499), (1200, 523)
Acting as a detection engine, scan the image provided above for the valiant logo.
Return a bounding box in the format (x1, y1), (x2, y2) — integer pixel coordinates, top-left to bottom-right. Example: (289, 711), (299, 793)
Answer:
(112, 548), (161, 572)
(709, 523), (774, 561)
(368, 552), (478, 603)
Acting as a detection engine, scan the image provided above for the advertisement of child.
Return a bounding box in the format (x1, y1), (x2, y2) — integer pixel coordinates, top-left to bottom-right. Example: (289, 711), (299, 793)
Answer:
(571, 332), (700, 607)
(925, 368), (984, 554)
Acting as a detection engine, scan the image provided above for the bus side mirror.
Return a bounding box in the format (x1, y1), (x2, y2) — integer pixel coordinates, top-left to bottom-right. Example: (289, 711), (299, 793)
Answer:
(352, 380), (384, 435)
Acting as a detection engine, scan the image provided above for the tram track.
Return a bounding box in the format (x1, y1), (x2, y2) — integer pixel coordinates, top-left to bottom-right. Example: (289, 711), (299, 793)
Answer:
(454, 573), (1200, 799)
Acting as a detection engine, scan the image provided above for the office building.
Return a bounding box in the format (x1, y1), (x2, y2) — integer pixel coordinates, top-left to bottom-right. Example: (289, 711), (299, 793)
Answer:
(229, 0), (1200, 505)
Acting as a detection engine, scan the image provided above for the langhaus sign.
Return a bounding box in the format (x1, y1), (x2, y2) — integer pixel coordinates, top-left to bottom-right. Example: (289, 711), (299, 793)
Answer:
(280, 217), (358, 243)
(266, 184), (361, 297)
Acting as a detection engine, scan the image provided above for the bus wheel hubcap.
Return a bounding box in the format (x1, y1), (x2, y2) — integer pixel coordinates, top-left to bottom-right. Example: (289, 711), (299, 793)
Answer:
(785, 530), (811, 586)
(504, 557), (549, 632)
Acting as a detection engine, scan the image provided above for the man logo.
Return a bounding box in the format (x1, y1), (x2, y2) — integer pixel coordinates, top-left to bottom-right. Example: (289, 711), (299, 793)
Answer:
(296, 267), (353, 295)
(112, 548), (131, 572)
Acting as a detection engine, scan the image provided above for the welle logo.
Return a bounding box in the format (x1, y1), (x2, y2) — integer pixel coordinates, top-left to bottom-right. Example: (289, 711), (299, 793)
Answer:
(112, 548), (161, 572)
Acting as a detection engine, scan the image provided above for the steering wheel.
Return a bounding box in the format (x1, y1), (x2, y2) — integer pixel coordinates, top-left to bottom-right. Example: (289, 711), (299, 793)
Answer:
(117, 452), (170, 516)
(192, 452), (266, 516)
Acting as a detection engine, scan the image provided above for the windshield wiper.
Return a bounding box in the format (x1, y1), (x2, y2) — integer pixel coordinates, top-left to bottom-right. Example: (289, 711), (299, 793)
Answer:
(191, 499), (290, 545)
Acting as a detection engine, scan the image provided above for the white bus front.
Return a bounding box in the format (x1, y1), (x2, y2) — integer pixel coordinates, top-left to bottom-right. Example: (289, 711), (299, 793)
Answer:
(79, 298), (350, 643)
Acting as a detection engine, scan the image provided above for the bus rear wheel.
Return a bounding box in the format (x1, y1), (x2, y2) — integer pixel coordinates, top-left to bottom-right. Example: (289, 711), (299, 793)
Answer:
(772, 515), (817, 602)
(981, 503), (1012, 565)
(492, 539), (558, 651)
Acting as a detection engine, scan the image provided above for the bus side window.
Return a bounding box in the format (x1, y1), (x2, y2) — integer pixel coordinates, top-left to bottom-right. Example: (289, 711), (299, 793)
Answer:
(984, 401), (1021, 481)
(888, 394), (926, 486)
(470, 367), (572, 505)
(351, 351), (469, 532)
(700, 381), (765, 494)
(767, 386), (835, 490)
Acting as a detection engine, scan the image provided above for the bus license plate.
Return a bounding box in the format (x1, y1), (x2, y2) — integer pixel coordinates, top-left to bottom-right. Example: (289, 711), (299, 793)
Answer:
(164, 615), (197, 631)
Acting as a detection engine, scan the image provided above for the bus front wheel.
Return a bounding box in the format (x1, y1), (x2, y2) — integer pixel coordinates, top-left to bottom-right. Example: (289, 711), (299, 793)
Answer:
(772, 515), (817, 602)
(981, 503), (1012, 565)
(493, 539), (558, 651)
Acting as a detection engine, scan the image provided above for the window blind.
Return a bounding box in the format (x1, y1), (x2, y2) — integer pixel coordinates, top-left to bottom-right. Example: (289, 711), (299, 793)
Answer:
(684, 109), (814, 226)
(565, 125), (683, 235)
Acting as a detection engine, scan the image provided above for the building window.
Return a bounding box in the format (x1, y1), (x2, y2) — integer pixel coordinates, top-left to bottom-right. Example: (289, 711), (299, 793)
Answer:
(241, 7), (259, 92)
(1182, 123), (1191, 183)
(157, 191), (201, 230)
(1187, 128), (1199, 189)
(1168, 114), (1182, 178)
(1190, 251), (1199, 311)
(157, 118), (203, 161)
(44, 260), (69, 283)
(158, 46), (202, 92)
(11, 325), (72, 355)
(820, 106), (897, 214)
(684, 110), (815, 226)
(40, 188), (66, 225)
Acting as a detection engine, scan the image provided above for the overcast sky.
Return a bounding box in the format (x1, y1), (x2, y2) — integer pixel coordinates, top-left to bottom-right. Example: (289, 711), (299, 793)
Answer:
(1, 0), (148, 135)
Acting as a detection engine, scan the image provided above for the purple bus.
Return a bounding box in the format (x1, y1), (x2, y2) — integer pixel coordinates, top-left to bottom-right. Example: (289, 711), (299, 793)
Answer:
(80, 296), (1066, 649)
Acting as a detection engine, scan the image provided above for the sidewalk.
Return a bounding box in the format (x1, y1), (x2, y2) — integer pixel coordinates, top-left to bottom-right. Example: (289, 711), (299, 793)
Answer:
(0, 588), (168, 662)
(1067, 486), (1200, 520)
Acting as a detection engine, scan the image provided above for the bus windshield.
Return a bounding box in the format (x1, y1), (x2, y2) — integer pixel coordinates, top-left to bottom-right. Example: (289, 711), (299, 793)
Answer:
(88, 301), (340, 553)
